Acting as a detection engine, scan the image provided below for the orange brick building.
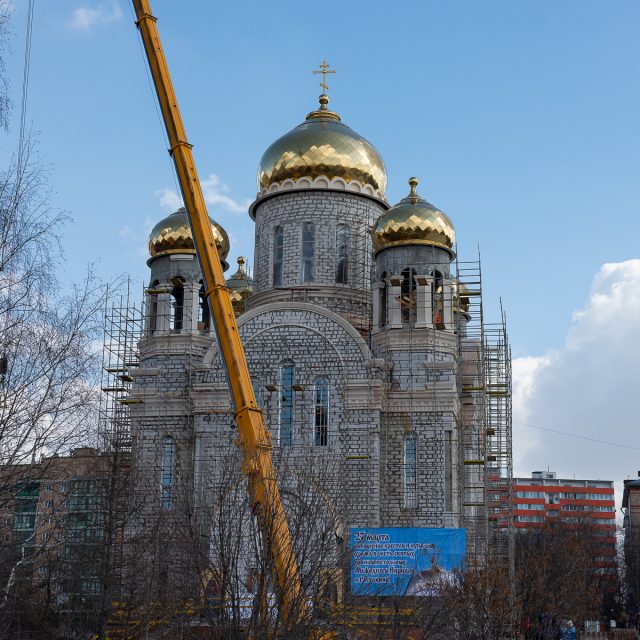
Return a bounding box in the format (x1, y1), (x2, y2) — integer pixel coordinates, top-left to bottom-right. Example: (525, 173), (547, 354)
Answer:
(513, 471), (617, 579)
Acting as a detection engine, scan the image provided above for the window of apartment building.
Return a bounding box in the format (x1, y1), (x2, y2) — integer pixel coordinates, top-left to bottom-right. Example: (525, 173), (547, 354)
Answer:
(45, 484), (54, 492)
(59, 482), (68, 494)
(518, 503), (545, 511)
(515, 491), (545, 499)
(517, 515), (544, 523)
(403, 435), (418, 510)
(44, 500), (53, 509)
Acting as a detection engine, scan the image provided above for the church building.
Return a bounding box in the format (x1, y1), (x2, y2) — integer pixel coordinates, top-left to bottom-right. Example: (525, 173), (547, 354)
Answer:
(118, 85), (510, 605)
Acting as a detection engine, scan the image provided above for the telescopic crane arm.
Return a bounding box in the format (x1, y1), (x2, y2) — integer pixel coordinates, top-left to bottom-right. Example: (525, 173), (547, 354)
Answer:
(131, 0), (304, 625)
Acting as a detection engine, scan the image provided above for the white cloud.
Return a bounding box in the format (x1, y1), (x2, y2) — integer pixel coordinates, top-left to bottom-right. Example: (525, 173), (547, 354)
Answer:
(155, 174), (250, 215)
(513, 259), (640, 490)
(118, 216), (154, 258)
(68, 2), (123, 32)
(201, 174), (251, 214)
(155, 188), (182, 212)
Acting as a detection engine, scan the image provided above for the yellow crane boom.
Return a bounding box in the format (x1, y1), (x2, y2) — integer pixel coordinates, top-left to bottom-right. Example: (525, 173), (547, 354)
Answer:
(131, 0), (304, 626)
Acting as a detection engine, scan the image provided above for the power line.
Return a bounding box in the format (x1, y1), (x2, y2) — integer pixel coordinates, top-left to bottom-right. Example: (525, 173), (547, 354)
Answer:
(515, 420), (640, 452)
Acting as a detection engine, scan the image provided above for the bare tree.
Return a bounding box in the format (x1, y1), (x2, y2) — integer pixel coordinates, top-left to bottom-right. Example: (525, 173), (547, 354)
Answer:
(0, 12), (106, 632)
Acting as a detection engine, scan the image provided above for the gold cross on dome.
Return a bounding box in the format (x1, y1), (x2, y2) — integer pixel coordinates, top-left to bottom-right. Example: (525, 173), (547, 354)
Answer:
(313, 60), (336, 94)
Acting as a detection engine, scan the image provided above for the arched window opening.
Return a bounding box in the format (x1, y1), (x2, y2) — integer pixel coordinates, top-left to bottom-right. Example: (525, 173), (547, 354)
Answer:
(401, 268), (417, 325)
(149, 280), (159, 334)
(314, 378), (329, 447)
(380, 271), (387, 327)
(335, 224), (349, 284)
(198, 281), (210, 331)
(273, 226), (284, 287)
(431, 270), (444, 329)
(279, 360), (294, 447)
(301, 222), (315, 283)
(445, 430), (453, 511)
(170, 277), (185, 332)
(403, 435), (418, 509)
(161, 436), (175, 510)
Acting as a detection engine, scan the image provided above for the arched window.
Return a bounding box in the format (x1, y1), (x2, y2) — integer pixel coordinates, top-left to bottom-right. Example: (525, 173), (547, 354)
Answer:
(149, 280), (159, 334)
(314, 378), (329, 447)
(279, 360), (294, 447)
(335, 224), (349, 284)
(198, 281), (210, 331)
(401, 268), (417, 324)
(301, 222), (315, 283)
(444, 430), (453, 511)
(403, 435), (418, 509)
(431, 270), (444, 329)
(170, 277), (184, 332)
(380, 271), (387, 326)
(161, 436), (175, 510)
(273, 226), (284, 287)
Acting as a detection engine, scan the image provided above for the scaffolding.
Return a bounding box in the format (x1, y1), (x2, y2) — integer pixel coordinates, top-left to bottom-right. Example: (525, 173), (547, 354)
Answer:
(484, 306), (514, 567)
(456, 254), (489, 563)
(455, 254), (514, 568)
(98, 281), (144, 453)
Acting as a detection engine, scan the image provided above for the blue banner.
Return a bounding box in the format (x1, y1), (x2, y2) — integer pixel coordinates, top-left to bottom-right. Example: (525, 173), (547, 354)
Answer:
(350, 527), (466, 596)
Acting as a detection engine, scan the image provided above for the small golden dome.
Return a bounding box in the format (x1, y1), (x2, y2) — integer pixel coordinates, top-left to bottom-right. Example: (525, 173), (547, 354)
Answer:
(148, 207), (230, 267)
(226, 256), (254, 316)
(257, 94), (387, 196)
(451, 279), (471, 315)
(372, 178), (455, 254)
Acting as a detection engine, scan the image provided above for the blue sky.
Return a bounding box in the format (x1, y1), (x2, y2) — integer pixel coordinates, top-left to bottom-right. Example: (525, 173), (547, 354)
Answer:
(2, 1), (640, 482)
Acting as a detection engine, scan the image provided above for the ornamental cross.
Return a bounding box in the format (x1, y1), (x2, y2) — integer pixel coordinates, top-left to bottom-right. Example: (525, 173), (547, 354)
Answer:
(313, 60), (336, 94)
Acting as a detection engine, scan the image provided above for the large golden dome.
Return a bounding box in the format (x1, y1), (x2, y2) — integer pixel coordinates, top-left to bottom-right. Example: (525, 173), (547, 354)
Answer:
(372, 178), (455, 254)
(148, 207), (230, 268)
(257, 95), (387, 198)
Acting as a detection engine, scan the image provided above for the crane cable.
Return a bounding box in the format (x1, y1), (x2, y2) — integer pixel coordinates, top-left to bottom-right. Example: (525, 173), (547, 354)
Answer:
(1, 0), (35, 391)
(127, 2), (184, 211)
(16, 0), (35, 175)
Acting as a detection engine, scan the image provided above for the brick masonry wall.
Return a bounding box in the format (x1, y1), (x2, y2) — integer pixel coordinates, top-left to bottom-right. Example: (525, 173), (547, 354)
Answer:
(250, 190), (387, 331)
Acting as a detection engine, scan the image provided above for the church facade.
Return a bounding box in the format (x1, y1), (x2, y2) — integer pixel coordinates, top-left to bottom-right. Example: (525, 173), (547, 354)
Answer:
(122, 90), (497, 602)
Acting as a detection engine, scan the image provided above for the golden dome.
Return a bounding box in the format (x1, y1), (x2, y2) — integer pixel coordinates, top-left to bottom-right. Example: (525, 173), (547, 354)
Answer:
(226, 256), (253, 316)
(148, 207), (230, 268)
(257, 94), (387, 196)
(451, 279), (471, 315)
(372, 178), (455, 254)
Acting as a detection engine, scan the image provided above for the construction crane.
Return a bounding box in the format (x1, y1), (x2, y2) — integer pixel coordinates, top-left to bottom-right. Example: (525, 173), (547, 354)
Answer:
(131, 0), (305, 629)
